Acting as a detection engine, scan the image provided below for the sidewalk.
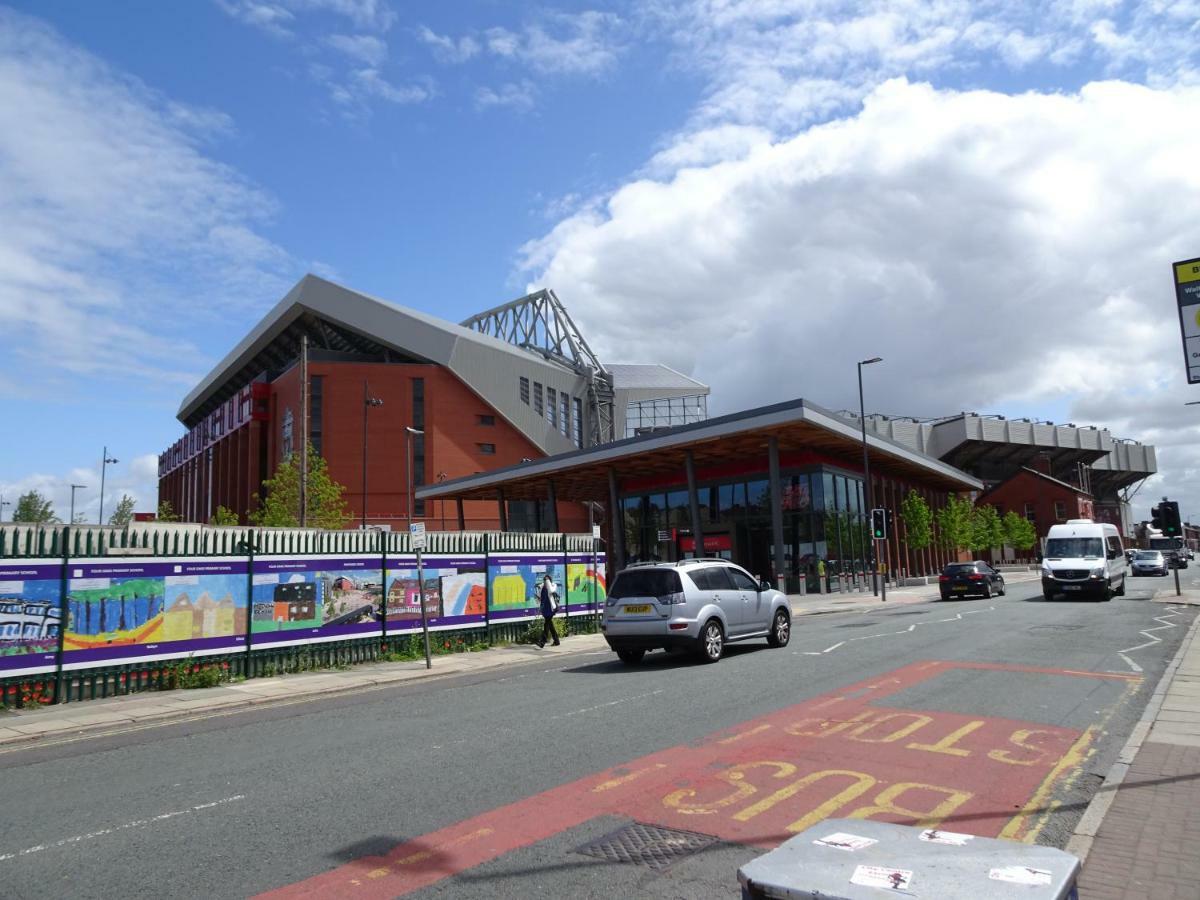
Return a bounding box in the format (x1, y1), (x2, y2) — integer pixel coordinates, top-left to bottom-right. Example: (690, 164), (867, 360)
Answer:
(1073, 587), (1200, 898)
(0, 579), (974, 748)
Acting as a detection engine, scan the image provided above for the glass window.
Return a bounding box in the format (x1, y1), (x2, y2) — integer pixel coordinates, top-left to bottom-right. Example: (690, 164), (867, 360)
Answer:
(726, 568), (760, 591)
(667, 490), (690, 528)
(519, 377), (529, 405)
(560, 393), (570, 436)
(1054, 500), (1067, 522)
(692, 566), (733, 590)
(547, 387), (557, 426)
(309, 375), (323, 456)
(783, 475), (811, 512)
(477, 414), (495, 426)
(477, 443), (496, 455)
(572, 398), (583, 447)
(610, 569), (682, 599)
(644, 494), (663, 527)
(821, 472), (835, 512)
(1045, 537), (1103, 559)
(1024, 502), (1036, 523)
(533, 382), (543, 415)
(747, 480), (770, 513)
(411, 378), (425, 515)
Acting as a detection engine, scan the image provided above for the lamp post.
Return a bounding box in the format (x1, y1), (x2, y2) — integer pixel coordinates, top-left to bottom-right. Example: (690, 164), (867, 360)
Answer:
(70, 484), (87, 525)
(98, 446), (118, 525)
(857, 357), (883, 598)
(406, 426), (424, 526)
(0, 494), (10, 522)
(361, 381), (383, 529)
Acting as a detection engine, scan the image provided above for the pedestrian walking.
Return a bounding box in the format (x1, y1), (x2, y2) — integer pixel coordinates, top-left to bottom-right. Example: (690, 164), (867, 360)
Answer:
(537, 574), (560, 648)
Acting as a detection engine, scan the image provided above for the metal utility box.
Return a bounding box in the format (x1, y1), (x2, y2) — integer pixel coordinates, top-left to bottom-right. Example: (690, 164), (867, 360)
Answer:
(738, 818), (1079, 899)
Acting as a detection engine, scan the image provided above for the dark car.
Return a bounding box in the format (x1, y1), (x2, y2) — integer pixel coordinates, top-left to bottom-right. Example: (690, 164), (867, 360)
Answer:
(938, 561), (1006, 599)
(1167, 550), (1188, 570)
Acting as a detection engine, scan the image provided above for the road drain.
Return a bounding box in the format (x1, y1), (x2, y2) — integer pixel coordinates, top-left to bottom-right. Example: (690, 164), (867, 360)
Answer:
(574, 822), (717, 870)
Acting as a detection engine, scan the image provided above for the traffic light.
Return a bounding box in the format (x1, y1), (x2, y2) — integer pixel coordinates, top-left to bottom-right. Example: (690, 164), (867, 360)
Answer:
(1162, 500), (1182, 535)
(871, 508), (887, 540)
(1151, 504), (1164, 532)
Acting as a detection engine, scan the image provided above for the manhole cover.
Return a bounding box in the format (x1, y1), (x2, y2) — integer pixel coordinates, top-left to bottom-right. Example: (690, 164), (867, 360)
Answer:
(574, 822), (717, 870)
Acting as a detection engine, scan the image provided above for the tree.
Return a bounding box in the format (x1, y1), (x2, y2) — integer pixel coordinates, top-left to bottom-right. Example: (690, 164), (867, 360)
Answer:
(969, 504), (1006, 551)
(936, 494), (976, 553)
(249, 443), (351, 530)
(13, 490), (58, 524)
(156, 500), (181, 522)
(900, 490), (933, 551)
(1002, 510), (1039, 552)
(209, 505), (239, 526)
(108, 494), (136, 527)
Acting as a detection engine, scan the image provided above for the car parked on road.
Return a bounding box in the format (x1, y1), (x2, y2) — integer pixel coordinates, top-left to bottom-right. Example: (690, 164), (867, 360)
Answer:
(601, 560), (792, 665)
(1130, 550), (1168, 577)
(938, 561), (1005, 599)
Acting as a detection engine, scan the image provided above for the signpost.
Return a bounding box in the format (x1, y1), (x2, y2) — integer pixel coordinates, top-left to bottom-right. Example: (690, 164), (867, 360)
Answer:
(410, 522), (432, 668)
(1173, 256), (1200, 384)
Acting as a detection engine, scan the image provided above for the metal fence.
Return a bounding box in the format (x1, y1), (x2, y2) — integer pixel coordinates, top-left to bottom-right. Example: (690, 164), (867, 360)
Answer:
(0, 525), (606, 709)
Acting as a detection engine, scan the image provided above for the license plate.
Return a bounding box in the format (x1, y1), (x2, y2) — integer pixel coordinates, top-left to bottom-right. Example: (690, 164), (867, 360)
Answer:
(953, 586), (967, 591)
(1063, 585), (1082, 591)
(623, 604), (652, 614)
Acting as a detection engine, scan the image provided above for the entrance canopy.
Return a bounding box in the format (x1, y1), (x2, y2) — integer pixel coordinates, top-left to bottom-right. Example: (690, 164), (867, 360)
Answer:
(418, 398), (982, 505)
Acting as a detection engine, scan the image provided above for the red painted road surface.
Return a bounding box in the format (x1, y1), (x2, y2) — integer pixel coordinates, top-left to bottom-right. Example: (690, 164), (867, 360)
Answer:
(260, 660), (1138, 900)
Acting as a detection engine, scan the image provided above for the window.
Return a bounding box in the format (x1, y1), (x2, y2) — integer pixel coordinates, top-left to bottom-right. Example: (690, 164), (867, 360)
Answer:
(609, 569), (682, 599)
(533, 382), (543, 415)
(1024, 502), (1036, 523)
(690, 567), (733, 590)
(477, 443), (496, 455)
(1054, 500), (1067, 522)
(726, 568), (761, 591)
(477, 414), (495, 426)
(309, 375), (324, 456)
(572, 397), (583, 447)
(411, 378), (425, 515)
(547, 387), (557, 426)
(1045, 537), (1103, 559)
(519, 377), (529, 405)
(560, 393), (570, 436)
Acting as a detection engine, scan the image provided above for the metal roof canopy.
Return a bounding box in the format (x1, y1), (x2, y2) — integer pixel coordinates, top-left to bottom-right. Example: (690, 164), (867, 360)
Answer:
(417, 398), (982, 503)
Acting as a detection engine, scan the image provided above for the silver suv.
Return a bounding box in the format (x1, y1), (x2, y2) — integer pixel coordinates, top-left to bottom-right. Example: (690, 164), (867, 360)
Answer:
(601, 560), (792, 665)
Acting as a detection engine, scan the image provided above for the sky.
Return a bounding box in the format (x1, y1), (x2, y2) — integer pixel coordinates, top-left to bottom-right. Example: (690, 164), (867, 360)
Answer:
(1, 0), (1198, 526)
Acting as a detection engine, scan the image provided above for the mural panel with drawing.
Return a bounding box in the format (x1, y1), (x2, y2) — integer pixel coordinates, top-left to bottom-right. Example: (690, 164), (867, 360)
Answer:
(62, 558), (248, 669)
(251, 555), (383, 648)
(385, 557), (485, 633)
(565, 553), (607, 614)
(0, 561), (62, 677)
(487, 555), (566, 623)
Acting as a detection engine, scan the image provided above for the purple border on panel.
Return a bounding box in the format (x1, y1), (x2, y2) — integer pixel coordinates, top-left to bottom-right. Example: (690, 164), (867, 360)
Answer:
(0, 653), (57, 675)
(253, 556), (377, 574)
(70, 559), (248, 579)
(489, 555), (565, 567)
(0, 563), (63, 581)
(387, 556), (485, 571)
(62, 634), (247, 666)
(253, 620), (378, 646)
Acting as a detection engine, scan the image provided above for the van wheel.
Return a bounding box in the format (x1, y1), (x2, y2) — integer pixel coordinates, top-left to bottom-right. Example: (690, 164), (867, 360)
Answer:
(1043, 590), (1055, 602)
(699, 620), (724, 663)
(617, 648), (645, 665)
(1115, 576), (1126, 597)
(767, 610), (791, 648)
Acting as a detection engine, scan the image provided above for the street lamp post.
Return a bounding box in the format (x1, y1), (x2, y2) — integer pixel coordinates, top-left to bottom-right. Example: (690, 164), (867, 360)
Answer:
(98, 446), (118, 525)
(70, 484), (87, 525)
(406, 426), (424, 526)
(857, 357), (883, 599)
(361, 381), (383, 530)
(0, 495), (10, 522)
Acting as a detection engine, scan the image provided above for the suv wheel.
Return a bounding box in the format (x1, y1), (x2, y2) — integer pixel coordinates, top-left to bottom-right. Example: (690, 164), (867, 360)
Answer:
(616, 648), (645, 665)
(767, 610), (790, 648)
(699, 619), (724, 663)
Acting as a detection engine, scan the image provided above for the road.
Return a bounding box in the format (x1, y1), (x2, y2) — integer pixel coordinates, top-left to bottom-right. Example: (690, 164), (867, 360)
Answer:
(2, 569), (1197, 899)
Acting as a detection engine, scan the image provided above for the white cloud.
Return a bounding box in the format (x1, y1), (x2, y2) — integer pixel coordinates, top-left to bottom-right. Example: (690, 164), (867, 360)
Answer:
(417, 26), (480, 63)
(351, 68), (431, 104)
(485, 11), (624, 76)
(1, 452), (161, 524)
(0, 9), (295, 384)
(476, 80), (537, 113)
(217, 0), (396, 36)
(521, 78), (1200, 519)
(325, 33), (388, 66)
(215, 0), (296, 39)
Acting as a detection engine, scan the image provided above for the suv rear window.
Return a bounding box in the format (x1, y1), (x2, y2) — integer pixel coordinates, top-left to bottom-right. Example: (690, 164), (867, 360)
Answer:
(610, 569), (683, 599)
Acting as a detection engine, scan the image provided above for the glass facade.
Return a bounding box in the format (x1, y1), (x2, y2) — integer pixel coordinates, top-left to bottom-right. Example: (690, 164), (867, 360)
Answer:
(620, 464), (872, 592)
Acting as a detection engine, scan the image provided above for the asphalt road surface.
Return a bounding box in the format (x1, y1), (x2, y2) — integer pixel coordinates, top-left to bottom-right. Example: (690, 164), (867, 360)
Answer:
(2, 569), (1197, 899)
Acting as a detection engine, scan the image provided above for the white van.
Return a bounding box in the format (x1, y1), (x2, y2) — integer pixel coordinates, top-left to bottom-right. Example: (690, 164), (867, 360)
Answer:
(1041, 519), (1127, 601)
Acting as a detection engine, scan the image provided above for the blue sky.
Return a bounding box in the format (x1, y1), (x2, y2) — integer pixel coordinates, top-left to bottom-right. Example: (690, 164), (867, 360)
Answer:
(1, 1), (1199, 524)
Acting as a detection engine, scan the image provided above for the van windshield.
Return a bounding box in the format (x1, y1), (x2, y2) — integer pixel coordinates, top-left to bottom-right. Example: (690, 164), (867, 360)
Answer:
(1045, 537), (1103, 559)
